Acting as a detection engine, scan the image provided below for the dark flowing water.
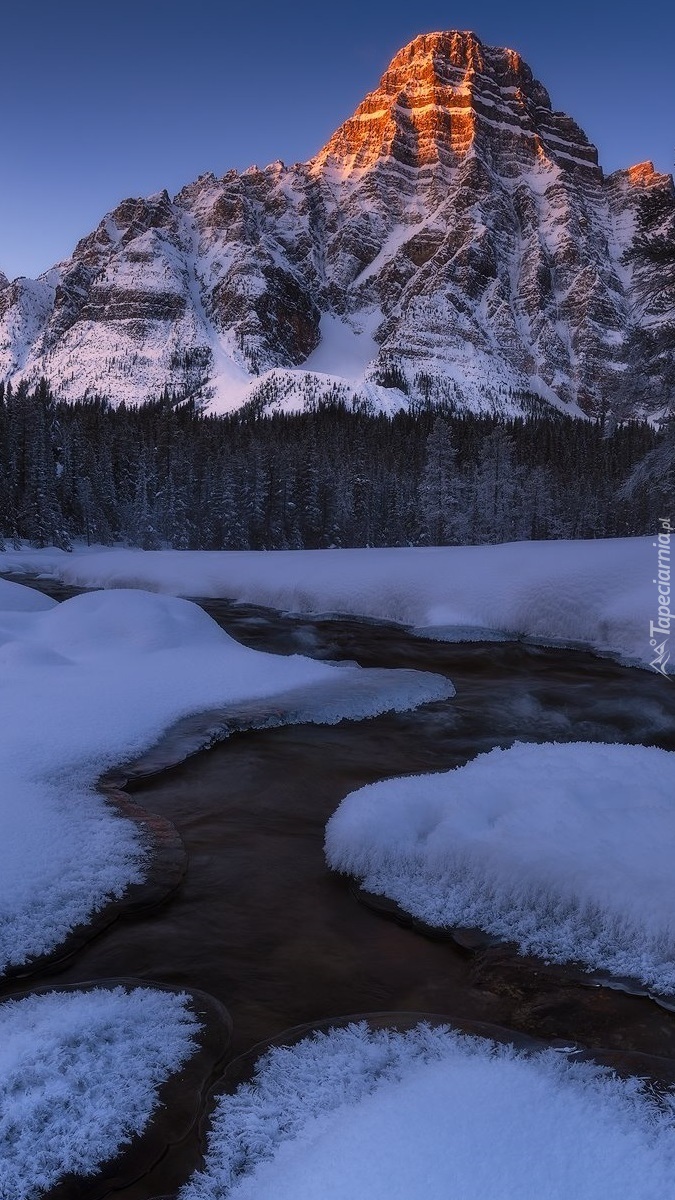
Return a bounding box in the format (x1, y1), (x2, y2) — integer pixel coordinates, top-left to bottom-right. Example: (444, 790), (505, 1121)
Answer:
(3, 577), (675, 1196)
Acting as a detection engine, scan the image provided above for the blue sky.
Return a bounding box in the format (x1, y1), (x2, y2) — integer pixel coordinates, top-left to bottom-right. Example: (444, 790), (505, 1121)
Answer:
(1, 0), (673, 279)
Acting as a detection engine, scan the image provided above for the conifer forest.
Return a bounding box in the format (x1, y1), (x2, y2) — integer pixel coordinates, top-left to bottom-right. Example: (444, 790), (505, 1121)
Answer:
(0, 379), (669, 552)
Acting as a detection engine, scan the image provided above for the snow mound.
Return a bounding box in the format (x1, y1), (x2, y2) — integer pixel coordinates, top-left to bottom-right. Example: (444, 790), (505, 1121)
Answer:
(31, 588), (227, 659)
(325, 742), (675, 992)
(0, 583), (451, 974)
(0, 577), (56, 612)
(0, 985), (199, 1199)
(180, 1021), (675, 1200)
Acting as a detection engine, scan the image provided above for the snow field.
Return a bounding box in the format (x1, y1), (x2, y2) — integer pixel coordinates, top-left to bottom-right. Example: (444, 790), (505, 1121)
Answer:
(0, 985), (200, 1200)
(1, 535), (664, 670)
(0, 581), (452, 973)
(325, 741), (675, 992)
(180, 1021), (675, 1200)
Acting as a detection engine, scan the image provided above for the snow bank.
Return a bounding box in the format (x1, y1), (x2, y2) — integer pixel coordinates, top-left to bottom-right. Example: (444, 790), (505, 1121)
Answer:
(0, 584), (451, 974)
(325, 742), (675, 992)
(1, 536), (665, 670)
(180, 1021), (675, 1200)
(0, 985), (199, 1199)
(0, 577), (56, 612)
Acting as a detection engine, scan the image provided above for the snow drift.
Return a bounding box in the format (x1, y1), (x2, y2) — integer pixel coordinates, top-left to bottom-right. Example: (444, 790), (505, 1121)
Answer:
(325, 742), (675, 992)
(180, 1021), (675, 1200)
(0, 985), (199, 1199)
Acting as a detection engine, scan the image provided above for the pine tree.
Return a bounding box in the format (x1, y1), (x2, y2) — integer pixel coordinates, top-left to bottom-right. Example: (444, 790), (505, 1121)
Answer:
(421, 416), (474, 544)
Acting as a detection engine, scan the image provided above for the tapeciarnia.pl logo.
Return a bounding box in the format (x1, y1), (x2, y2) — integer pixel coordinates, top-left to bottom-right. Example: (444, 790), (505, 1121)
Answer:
(650, 517), (672, 678)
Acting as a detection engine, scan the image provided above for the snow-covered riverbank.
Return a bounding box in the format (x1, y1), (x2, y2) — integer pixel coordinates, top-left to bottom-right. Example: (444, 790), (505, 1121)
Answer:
(0, 578), (451, 974)
(2, 536), (667, 672)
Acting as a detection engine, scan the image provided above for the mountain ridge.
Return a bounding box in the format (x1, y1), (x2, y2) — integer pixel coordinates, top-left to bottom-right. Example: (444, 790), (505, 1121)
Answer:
(1, 30), (673, 419)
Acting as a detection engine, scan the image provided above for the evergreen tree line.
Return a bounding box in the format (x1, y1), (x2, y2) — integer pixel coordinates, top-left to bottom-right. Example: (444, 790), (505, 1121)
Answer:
(0, 379), (668, 551)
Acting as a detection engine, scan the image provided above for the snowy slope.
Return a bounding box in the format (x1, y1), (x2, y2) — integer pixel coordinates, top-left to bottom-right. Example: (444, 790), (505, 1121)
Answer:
(0, 31), (672, 417)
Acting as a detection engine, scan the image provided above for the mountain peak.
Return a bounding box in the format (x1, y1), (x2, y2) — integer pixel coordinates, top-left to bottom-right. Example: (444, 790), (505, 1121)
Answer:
(312, 29), (596, 181)
(626, 160), (670, 187)
(0, 31), (671, 420)
(386, 30), (512, 76)
(388, 29), (485, 63)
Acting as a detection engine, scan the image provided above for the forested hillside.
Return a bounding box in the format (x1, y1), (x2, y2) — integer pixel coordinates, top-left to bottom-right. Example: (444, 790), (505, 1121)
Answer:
(0, 380), (666, 551)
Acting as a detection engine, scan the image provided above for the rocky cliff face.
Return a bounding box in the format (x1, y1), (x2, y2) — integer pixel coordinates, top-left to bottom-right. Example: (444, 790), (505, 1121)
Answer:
(1, 31), (673, 418)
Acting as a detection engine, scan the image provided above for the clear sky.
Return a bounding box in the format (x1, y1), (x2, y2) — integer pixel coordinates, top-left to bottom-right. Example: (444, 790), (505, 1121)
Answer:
(1, 0), (673, 279)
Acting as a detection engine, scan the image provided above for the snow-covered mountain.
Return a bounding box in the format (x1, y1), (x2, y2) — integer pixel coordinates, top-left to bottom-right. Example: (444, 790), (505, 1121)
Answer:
(1, 31), (673, 417)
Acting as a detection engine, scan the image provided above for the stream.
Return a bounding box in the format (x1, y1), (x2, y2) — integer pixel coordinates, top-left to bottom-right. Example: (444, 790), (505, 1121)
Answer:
(3, 576), (675, 1197)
